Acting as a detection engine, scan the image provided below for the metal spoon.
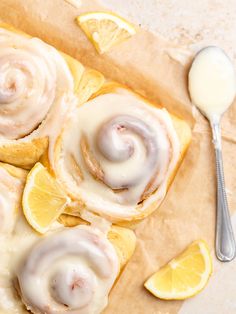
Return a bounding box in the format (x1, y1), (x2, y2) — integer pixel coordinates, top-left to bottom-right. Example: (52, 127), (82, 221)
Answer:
(188, 46), (236, 262)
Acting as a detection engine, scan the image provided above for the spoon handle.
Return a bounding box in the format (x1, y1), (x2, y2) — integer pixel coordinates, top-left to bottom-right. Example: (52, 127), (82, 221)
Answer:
(211, 121), (236, 262)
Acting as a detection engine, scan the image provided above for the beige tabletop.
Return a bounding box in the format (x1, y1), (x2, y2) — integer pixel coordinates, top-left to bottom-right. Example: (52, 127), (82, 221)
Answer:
(99, 0), (236, 63)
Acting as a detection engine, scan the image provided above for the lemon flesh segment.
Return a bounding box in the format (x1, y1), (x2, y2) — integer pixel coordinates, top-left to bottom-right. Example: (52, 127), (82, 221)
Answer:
(23, 163), (69, 234)
(144, 240), (212, 300)
(77, 12), (136, 54)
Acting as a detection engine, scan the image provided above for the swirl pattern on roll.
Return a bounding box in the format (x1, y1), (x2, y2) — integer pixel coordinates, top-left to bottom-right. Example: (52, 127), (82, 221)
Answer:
(53, 88), (181, 221)
(17, 225), (119, 314)
(0, 28), (74, 140)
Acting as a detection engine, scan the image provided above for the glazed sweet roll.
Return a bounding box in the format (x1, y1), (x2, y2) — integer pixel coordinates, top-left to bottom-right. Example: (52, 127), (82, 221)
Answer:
(0, 163), (135, 313)
(0, 163), (29, 314)
(0, 24), (85, 169)
(50, 83), (191, 222)
(17, 225), (121, 314)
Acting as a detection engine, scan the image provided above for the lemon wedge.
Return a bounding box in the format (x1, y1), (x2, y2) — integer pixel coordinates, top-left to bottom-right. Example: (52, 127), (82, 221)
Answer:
(144, 240), (212, 300)
(22, 162), (69, 234)
(77, 11), (136, 54)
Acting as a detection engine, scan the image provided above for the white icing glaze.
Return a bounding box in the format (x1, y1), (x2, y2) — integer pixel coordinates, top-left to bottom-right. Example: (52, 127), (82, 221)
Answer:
(0, 166), (34, 314)
(17, 225), (119, 314)
(0, 167), (23, 233)
(0, 27), (76, 144)
(53, 89), (180, 221)
(189, 46), (236, 122)
(80, 210), (112, 235)
(0, 216), (39, 314)
(0, 170), (117, 314)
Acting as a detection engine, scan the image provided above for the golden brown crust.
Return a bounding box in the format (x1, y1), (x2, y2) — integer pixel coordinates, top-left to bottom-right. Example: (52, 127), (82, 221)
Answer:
(58, 214), (136, 269)
(0, 22), (30, 37)
(77, 69), (105, 105)
(0, 161), (28, 180)
(108, 225), (136, 269)
(0, 138), (49, 170)
(60, 52), (85, 93)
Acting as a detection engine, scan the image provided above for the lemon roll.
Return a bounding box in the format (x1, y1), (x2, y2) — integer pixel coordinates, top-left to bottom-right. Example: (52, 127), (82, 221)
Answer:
(50, 84), (191, 222)
(17, 225), (120, 314)
(0, 26), (79, 169)
(0, 163), (135, 314)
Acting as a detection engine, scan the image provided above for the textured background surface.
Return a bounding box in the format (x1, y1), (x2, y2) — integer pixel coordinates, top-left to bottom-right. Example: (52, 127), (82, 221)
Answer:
(99, 0), (236, 61)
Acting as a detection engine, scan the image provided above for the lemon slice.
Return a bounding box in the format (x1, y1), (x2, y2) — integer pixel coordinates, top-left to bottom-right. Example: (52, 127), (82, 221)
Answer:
(22, 162), (69, 234)
(77, 11), (136, 54)
(144, 240), (212, 300)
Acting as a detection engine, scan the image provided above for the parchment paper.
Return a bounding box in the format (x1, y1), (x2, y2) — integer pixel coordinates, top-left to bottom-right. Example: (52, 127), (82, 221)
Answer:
(1, 1), (236, 313)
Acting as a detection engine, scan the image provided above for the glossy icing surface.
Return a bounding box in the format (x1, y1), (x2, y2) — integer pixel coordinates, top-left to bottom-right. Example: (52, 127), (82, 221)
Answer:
(0, 167), (119, 314)
(54, 88), (180, 221)
(17, 225), (119, 314)
(0, 28), (76, 142)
